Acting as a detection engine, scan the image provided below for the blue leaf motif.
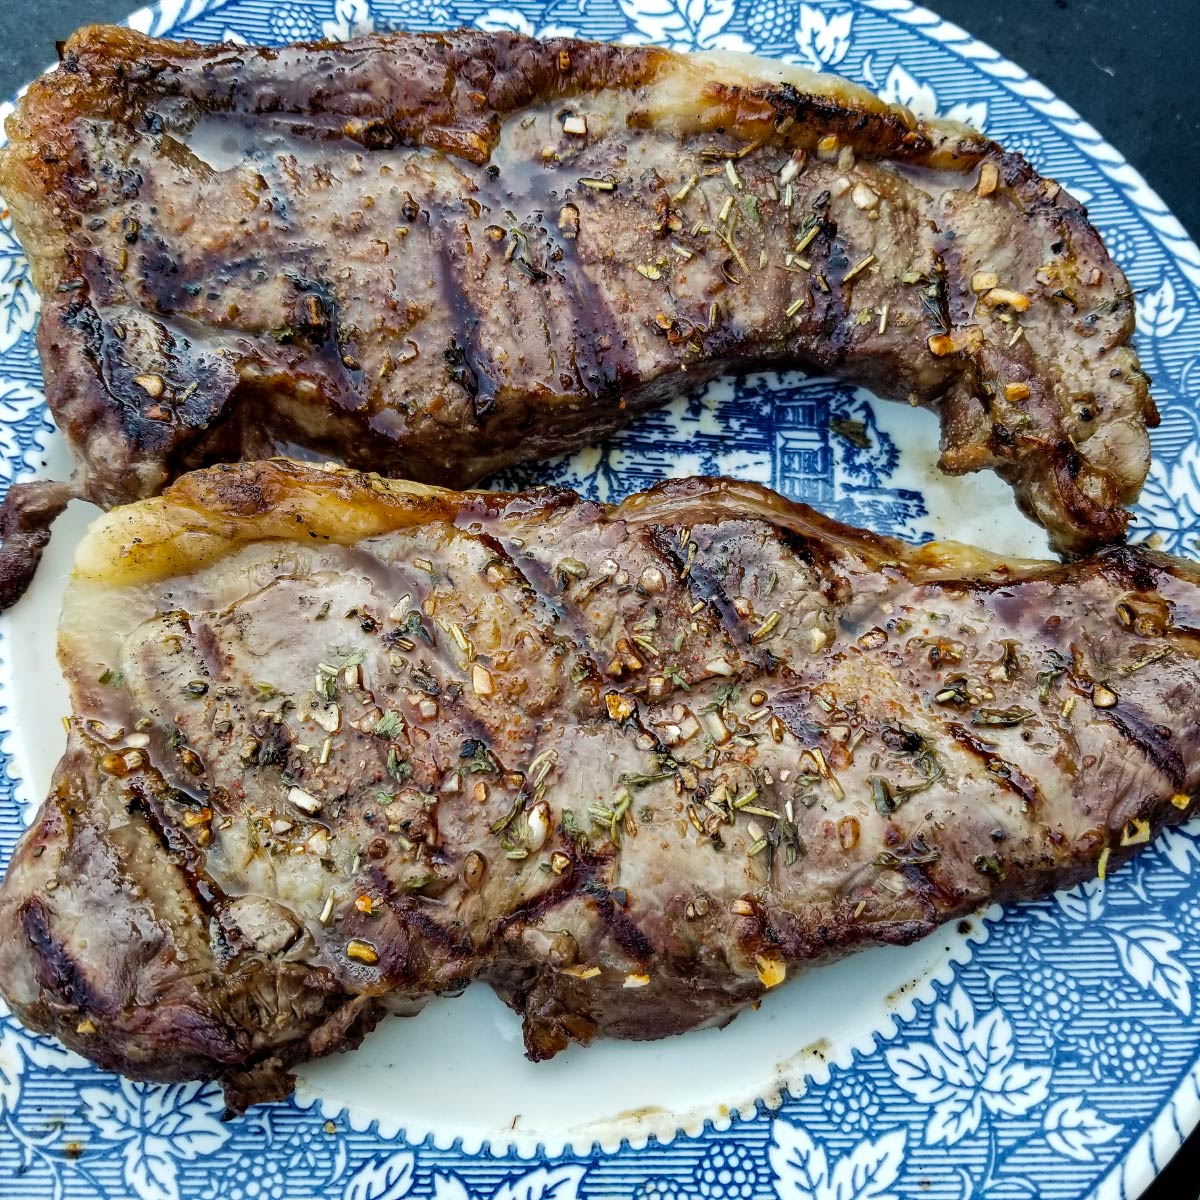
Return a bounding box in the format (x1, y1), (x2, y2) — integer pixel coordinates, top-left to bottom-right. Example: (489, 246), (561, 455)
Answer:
(1158, 824), (1200, 875)
(924, 1093), (983, 1147)
(344, 1151), (417, 1200)
(81, 1080), (229, 1200)
(0, 214), (37, 356)
(1054, 877), (1106, 924)
(885, 1042), (970, 1104)
(15, 1025), (86, 1072)
(491, 1166), (586, 1200)
(1139, 277), (1186, 339)
(794, 5), (852, 68)
(952, 1002), (1011, 1079)
(878, 64), (939, 120)
(476, 10), (578, 38)
(1043, 1098), (1121, 1163)
(877, 64), (985, 130)
(943, 99), (988, 132)
(322, 0), (374, 40)
(770, 1121), (905, 1200)
(770, 1118), (829, 1200)
(141, 1081), (230, 1159)
(931, 987), (1006, 1080)
(616, 0), (750, 50)
(1110, 927), (1193, 1015)
(887, 986), (1049, 1146)
(431, 1173), (472, 1200)
(980, 1061), (1050, 1117)
(122, 1136), (179, 1200)
(827, 1129), (905, 1200)
(694, 0), (736, 48)
(1132, 447), (1200, 554)
(0, 1023), (24, 1116)
(81, 1081), (141, 1142)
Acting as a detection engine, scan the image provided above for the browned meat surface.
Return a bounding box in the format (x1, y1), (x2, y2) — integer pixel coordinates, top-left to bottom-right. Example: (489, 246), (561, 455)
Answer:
(0, 26), (1154, 577)
(0, 460), (1195, 1107)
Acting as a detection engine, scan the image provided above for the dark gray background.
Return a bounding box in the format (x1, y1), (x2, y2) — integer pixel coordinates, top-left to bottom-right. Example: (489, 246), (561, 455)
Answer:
(0, 2), (1198, 1197)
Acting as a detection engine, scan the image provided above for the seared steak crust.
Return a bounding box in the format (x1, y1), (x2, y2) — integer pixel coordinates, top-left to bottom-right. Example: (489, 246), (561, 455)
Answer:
(0, 460), (1196, 1105)
(1, 26), (1154, 560)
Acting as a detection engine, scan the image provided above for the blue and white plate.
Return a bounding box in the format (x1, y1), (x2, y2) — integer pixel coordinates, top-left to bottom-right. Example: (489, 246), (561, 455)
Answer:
(1, 2), (1199, 1198)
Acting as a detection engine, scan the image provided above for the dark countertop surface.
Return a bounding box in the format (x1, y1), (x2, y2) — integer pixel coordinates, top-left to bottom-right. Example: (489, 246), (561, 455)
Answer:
(0, 2), (1197, 1198)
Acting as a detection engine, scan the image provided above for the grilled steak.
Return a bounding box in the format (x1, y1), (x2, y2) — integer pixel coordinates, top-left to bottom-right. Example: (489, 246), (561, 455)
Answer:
(0, 26), (1154, 605)
(0, 460), (1195, 1107)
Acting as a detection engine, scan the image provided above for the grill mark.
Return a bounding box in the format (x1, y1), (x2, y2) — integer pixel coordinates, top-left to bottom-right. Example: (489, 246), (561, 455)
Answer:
(947, 721), (1043, 811)
(435, 233), (498, 420)
(1095, 703), (1186, 790)
(472, 530), (566, 639)
(643, 524), (748, 657)
(21, 898), (97, 1010)
(393, 897), (477, 965)
(487, 517), (698, 805)
(492, 516), (609, 685)
(1057, 644), (1188, 788)
(553, 238), (637, 404)
(492, 847), (608, 934)
(583, 880), (655, 962)
(767, 682), (830, 745)
(126, 776), (228, 913)
(443, 527), (595, 747)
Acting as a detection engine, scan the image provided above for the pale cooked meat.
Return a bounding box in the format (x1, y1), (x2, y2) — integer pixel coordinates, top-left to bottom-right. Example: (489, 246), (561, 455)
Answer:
(0, 460), (1195, 1108)
(0, 25), (1155, 600)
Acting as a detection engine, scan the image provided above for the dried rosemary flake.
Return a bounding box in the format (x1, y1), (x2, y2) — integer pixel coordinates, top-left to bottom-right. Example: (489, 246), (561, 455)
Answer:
(842, 253), (876, 283)
(972, 854), (1006, 880)
(971, 706), (1033, 727)
(794, 225), (820, 255)
(740, 805), (779, 821)
(1119, 646), (1171, 676)
(673, 174), (699, 203)
(752, 611), (781, 641)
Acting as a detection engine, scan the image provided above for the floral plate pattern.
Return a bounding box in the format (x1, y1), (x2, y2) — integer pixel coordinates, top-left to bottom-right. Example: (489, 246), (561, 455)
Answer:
(1, 2), (1199, 1198)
